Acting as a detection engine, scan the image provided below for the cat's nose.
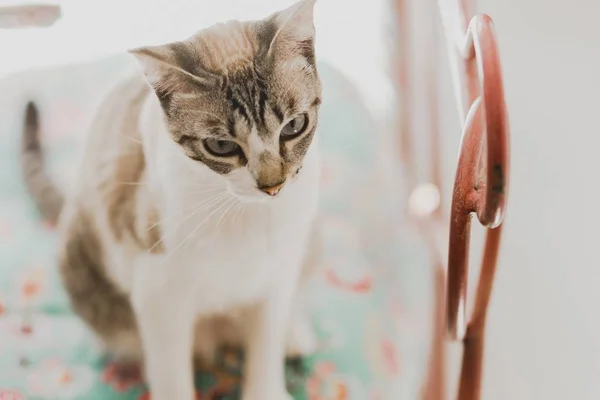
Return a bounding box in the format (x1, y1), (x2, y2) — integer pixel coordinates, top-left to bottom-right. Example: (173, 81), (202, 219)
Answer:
(259, 181), (285, 196)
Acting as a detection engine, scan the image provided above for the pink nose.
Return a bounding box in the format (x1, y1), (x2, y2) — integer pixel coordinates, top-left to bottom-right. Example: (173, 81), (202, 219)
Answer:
(259, 182), (285, 196)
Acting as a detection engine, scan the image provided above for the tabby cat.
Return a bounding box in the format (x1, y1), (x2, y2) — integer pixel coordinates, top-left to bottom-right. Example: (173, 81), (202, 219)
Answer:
(21, 1), (322, 399)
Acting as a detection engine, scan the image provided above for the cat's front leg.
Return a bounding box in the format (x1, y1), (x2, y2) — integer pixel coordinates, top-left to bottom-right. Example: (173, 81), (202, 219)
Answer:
(243, 297), (293, 400)
(242, 269), (302, 400)
(131, 259), (196, 400)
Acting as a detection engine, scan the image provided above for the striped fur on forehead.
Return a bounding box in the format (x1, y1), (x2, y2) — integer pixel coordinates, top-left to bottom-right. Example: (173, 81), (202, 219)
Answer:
(222, 64), (285, 138)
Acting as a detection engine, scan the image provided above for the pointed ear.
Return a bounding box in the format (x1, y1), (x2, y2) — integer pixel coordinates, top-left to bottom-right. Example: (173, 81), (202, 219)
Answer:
(129, 44), (215, 112)
(268, 0), (317, 59)
(130, 45), (180, 87)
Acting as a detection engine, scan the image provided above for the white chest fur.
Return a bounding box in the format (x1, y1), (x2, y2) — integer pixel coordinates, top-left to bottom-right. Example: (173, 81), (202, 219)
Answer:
(107, 97), (320, 317)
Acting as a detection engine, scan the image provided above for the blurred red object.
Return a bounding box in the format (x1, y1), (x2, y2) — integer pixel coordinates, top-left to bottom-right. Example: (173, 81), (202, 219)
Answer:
(0, 2), (61, 29)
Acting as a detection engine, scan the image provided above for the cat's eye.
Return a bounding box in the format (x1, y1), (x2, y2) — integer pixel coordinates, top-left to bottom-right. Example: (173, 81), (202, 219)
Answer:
(280, 114), (309, 139)
(204, 139), (240, 157)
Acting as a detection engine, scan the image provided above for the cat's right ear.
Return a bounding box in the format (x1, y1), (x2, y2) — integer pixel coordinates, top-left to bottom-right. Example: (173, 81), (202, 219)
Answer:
(130, 45), (180, 88)
(129, 44), (214, 110)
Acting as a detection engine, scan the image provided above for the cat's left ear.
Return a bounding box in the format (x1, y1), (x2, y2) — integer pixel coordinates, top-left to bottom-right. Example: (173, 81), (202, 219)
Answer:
(267, 0), (317, 59)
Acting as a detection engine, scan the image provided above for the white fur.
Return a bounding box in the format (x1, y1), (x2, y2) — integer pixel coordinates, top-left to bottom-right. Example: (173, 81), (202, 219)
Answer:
(98, 89), (320, 400)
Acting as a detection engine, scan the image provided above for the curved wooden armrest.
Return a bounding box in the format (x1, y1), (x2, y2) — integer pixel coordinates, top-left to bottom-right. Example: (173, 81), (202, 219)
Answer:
(445, 13), (510, 400)
(447, 14), (510, 340)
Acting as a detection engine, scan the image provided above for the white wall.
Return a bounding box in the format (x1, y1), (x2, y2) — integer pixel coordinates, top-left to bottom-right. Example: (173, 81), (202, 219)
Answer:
(0, 0), (392, 115)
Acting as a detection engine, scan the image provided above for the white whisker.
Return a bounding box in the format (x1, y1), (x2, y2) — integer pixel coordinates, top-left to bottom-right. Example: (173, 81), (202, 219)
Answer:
(231, 201), (245, 226)
(114, 181), (148, 187)
(211, 197), (239, 238)
(119, 133), (144, 144)
(96, 180), (224, 201)
(145, 192), (226, 233)
(148, 192), (229, 253)
(161, 196), (235, 265)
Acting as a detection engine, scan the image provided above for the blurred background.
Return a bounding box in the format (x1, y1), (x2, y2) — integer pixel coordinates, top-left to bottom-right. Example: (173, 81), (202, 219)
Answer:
(1, 0), (599, 399)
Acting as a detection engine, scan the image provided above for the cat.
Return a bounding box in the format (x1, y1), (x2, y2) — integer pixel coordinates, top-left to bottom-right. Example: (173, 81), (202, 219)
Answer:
(20, 1), (322, 399)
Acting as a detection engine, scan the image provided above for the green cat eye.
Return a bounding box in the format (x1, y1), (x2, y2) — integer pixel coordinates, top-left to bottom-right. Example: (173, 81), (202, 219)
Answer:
(280, 113), (309, 139)
(204, 138), (240, 157)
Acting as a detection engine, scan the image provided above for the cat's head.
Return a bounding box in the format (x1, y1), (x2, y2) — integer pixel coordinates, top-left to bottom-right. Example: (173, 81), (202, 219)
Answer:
(130, 0), (321, 201)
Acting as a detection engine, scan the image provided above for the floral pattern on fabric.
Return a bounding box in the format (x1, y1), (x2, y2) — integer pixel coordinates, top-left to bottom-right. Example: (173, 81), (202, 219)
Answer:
(0, 55), (432, 399)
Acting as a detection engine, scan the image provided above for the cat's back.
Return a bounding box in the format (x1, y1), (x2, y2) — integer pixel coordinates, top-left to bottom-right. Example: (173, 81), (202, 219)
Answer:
(59, 69), (160, 260)
(76, 72), (150, 187)
(56, 70), (161, 331)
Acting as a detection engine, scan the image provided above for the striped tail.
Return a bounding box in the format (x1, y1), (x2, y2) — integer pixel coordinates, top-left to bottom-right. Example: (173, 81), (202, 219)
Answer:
(21, 101), (64, 225)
